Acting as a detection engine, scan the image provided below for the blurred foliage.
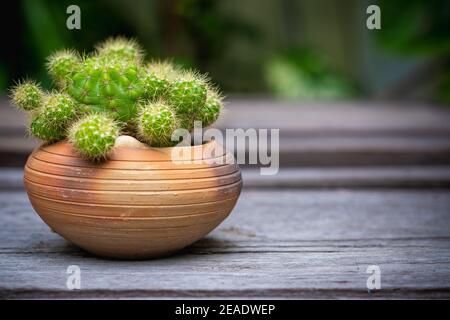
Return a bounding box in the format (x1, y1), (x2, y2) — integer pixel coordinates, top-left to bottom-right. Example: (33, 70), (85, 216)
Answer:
(264, 48), (356, 100)
(1, 0), (448, 102)
(1, 0), (259, 94)
(175, 0), (259, 69)
(4, 0), (139, 89)
(378, 0), (450, 56)
(378, 0), (450, 103)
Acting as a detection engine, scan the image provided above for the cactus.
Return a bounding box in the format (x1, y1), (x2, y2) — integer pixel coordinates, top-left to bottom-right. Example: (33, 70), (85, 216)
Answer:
(10, 80), (44, 111)
(95, 37), (143, 63)
(30, 113), (65, 142)
(138, 101), (179, 147)
(141, 61), (177, 101)
(29, 93), (78, 141)
(196, 87), (223, 127)
(10, 37), (224, 161)
(69, 114), (120, 161)
(167, 70), (207, 130)
(65, 54), (144, 122)
(46, 50), (80, 88)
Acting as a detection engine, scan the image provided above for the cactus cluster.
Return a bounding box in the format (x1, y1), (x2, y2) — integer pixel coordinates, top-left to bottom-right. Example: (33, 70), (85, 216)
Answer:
(10, 37), (223, 161)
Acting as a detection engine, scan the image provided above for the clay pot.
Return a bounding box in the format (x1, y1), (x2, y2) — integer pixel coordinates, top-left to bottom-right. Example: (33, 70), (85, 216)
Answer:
(23, 140), (242, 259)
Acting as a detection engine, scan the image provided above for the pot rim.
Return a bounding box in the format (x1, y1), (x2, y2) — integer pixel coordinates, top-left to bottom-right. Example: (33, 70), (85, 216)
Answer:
(36, 139), (228, 162)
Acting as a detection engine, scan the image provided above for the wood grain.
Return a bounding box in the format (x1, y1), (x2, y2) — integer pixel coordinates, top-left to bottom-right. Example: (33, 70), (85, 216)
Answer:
(0, 188), (449, 299)
(22, 141), (242, 259)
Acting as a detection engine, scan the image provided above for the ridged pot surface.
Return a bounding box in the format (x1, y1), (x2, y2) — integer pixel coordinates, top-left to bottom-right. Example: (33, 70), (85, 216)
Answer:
(24, 140), (242, 259)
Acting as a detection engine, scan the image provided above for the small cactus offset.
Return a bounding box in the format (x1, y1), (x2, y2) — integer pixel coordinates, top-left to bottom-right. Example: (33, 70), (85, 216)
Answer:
(10, 37), (224, 161)
(11, 80), (44, 111)
(69, 114), (120, 161)
(141, 61), (177, 101)
(95, 37), (143, 63)
(168, 71), (207, 115)
(30, 93), (78, 141)
(46, 50), (80, 88)
(197, 87), (223, 127)
(138, 101), (179, 147)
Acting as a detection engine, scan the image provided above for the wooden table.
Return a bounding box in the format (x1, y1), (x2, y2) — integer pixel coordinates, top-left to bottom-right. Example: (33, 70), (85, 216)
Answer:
(1, 99), (450, 299)
(1, 169), (450, 299)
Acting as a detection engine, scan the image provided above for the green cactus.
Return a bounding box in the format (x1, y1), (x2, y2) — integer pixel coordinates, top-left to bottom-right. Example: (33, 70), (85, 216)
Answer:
(69, 113), (120, 161)
(95, 37), (143, 63)
(196, 87), (223, 127)
(138, 101), (179, 147)
(46, 50), (80, 88)
(10, 80), (44, 111)
(29, 93), (78, 141)
(141, 61), (177, 101)
(10, 37), (224, 161)
(30, 113), (65, 142)
(66, 55), (144, 122)
(167, 71), (207, 130)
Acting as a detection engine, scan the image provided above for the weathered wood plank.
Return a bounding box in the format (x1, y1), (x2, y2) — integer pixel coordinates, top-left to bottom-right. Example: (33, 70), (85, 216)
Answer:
(216, 99), (450, 132)
(3, 167), (450, 190)
(0, 189), (449, 299)
(2, 98), (450, 167)
(242, 167), (450, 188)
(4, 98), (450, 135)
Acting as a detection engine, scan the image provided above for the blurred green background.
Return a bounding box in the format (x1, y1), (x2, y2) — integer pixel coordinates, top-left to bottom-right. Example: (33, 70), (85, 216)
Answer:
(1, 0), (449, 103)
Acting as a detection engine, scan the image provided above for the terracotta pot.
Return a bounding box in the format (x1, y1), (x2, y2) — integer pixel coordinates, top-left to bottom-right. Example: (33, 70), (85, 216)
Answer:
(23, 140), (242, 259)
